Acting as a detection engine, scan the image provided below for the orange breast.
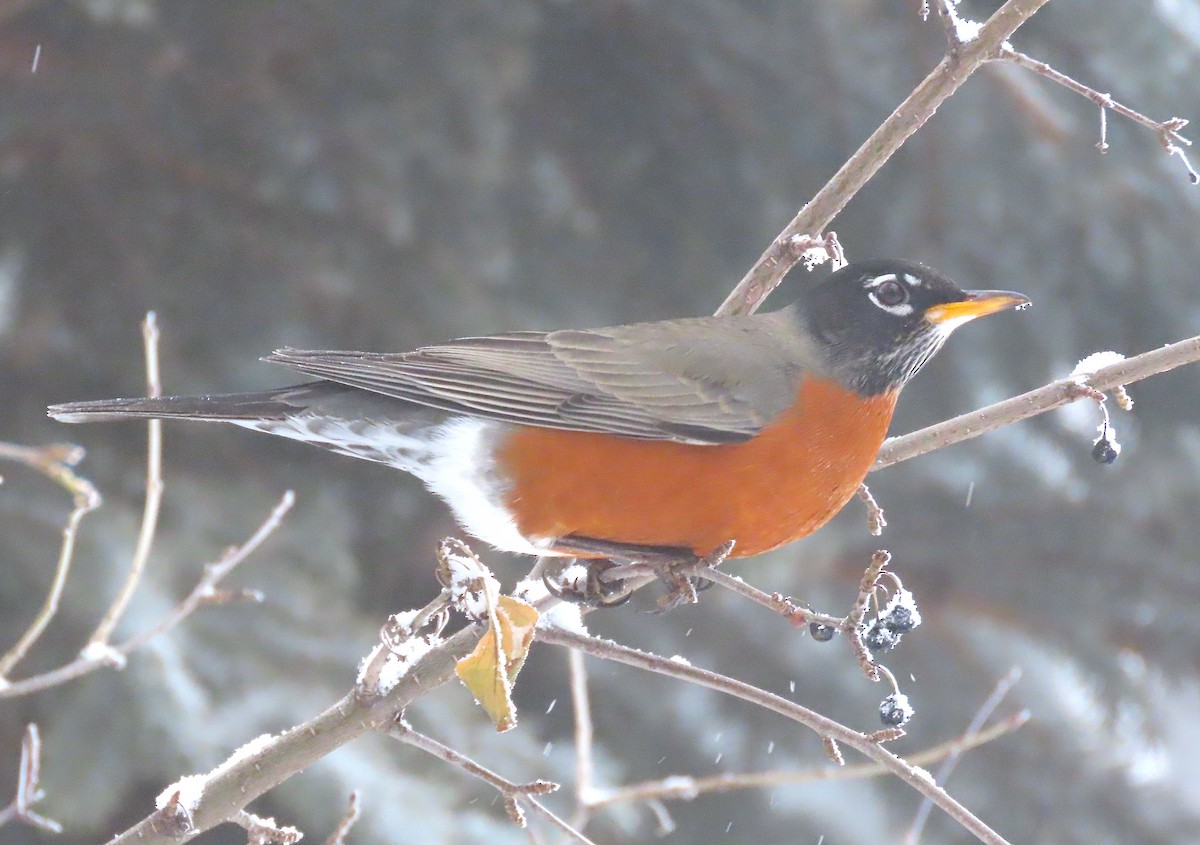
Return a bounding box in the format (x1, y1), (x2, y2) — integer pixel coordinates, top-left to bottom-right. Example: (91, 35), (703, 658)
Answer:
(495, 378), (898, 558)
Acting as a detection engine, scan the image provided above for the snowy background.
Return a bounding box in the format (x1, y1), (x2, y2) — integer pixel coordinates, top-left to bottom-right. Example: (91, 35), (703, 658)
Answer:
(2, 1), (1200, 843)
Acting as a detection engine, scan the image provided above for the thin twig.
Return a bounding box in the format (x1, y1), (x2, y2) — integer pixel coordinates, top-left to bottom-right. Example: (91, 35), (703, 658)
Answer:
(855, 483), (887, 536)
(232, 810), (302, 844)
(538, 627), (1013, 845)
(714, 0), (1051, 317)
(847, 552), (891, 681)
(0, 724), (63, 833)
(697, 568), (845, 631)
(0, 491), (293, 698)
(0, 443), (101, 680)
(994, 47), (1197, 182)
(108, 623), (485, 845)
(389, 722), (592, 844)
(930, 0), (965, 52)
(358, 589), (452, 697)
(873, 334), (1200, 471)
(567, 648), (595, 830)
(324, 791), (360, 845)
(822, 735), (845, 766)
(88, 311), (164, 648)
(585, 710), (1028, 811)
(905, 669), (1024, 845)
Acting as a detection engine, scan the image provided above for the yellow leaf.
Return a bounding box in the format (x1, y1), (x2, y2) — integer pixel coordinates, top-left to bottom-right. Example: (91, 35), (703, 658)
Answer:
(497, 595), (538, 680)
(455, 595), (539, 731)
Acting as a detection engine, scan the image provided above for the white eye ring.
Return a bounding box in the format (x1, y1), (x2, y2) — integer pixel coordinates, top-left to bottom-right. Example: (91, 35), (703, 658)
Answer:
(867, 278), (913, 316)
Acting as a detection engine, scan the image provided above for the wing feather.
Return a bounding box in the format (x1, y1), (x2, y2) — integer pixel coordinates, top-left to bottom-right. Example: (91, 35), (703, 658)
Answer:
(265, 314), (807, 444)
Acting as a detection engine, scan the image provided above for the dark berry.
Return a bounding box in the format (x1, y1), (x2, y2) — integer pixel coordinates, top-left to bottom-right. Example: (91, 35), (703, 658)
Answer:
(809, 622), (838, 641)
(883, 605), (918, 633)
(863, 623), (898, 653)
(1092, 436), (1120, 464)
(879, 692), (913, 727)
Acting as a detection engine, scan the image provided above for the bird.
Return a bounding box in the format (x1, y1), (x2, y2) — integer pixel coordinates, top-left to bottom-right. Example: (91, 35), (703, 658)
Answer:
(50, 259), (1028, 580)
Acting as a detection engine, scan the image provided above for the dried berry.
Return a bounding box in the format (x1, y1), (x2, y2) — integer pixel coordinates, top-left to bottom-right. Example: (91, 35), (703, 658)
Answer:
(879, 692), (913, 727)
(1092, 421), (1121, 465)
(862, 622), (898, 653)
(809, 622), (838, 642)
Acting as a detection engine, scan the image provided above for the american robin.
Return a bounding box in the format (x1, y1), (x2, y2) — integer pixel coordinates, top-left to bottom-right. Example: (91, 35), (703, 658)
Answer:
(49, 259), (1027, 570)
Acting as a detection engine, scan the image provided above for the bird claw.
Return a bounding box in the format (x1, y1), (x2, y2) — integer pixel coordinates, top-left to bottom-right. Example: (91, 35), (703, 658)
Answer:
(638, 539), (735, 614)
(546, 537), (735, 613)
(542, 560), (633, 608)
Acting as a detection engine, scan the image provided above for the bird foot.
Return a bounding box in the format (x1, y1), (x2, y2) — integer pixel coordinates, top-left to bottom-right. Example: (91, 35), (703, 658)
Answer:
(548, 536), (735, 612)
(542, 558), (633, 608)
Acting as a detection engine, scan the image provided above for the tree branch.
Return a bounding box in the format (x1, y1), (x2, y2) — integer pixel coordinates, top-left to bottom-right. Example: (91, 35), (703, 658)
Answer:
(994, 46), (1196, 182)
(537, 627), (1013, 845)
(567, 648), (596, 830)
(714, 0), (1051, 317)
(873, 334), (1200, 470)
(0, 443), (101, 681)
(585, 709), (1028, 811)
(107, 624), (483, 845)
(0, 724), (62, 833)
(0, 490), (293, 699)
(323, 791), (360, 845)
(87, 312), (165, 649)
(905, 668), (1024, 844)
(388, 722), (589, 843)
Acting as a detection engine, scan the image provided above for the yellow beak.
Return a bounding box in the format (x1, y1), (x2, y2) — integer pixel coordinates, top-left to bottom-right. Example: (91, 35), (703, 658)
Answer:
(925, 290), (1031, 328)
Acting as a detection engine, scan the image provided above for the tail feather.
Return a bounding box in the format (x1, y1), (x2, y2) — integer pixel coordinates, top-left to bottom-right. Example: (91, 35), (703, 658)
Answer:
(48, 387), (306, 424)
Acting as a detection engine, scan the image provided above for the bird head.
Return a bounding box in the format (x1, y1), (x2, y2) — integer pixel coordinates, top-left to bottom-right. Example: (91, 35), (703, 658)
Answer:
(794, 258), (1030, 396)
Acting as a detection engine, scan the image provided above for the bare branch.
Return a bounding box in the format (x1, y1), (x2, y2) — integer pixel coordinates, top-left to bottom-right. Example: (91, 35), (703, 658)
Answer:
(714, 0), (1051, 317)
(855, 483), (887, 536)
(0, 724), (63, 833)
(108, 623), (484, 845)
(930, 0), (966, 52)
(848, 552), (891, 681)
(994, 47), (1197, 182)
(358, 588), (452, 698)
(232, 810), (302, 845)
(873, 334), (1200, 471)
(537, 627), (1013, 845)
(388, 722), (589, 844)
(697, 568), (833, 628)
(0, 443), (101, 681)
(0, 491), (293, 698)
(323, 792), (360, 845)
(822, 735), (845, 766)
(567, 648), (596, 830)
(88, 311), (165, 648)
(585, 709), (1028, 811)
(906, 669), (1025, 844)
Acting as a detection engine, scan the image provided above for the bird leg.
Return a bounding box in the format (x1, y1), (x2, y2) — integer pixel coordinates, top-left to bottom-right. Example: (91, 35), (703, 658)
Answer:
(550, 536), (736, 612)
(541, 557), (633, 608)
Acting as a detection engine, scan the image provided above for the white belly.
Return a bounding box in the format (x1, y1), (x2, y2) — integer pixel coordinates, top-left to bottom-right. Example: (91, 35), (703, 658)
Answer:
(234, 414), (550, 556)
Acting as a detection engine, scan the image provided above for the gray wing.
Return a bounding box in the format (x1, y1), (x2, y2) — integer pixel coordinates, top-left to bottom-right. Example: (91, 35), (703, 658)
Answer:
(264, 312), (809, 445)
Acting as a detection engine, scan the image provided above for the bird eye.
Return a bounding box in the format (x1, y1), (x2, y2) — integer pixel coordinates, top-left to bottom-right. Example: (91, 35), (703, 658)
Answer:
(874, 280), (908, 307)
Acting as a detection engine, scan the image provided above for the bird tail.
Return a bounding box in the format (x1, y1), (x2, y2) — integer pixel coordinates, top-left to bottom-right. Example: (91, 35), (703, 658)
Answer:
(47, 386), (307, 424)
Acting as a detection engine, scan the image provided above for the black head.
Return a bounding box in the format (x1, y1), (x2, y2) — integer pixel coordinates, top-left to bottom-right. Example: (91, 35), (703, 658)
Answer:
(791, 259), (1029, 396)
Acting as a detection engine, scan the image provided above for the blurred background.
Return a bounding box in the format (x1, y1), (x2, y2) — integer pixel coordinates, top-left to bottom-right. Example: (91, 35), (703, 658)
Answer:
(2, 0), (1199, 843)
